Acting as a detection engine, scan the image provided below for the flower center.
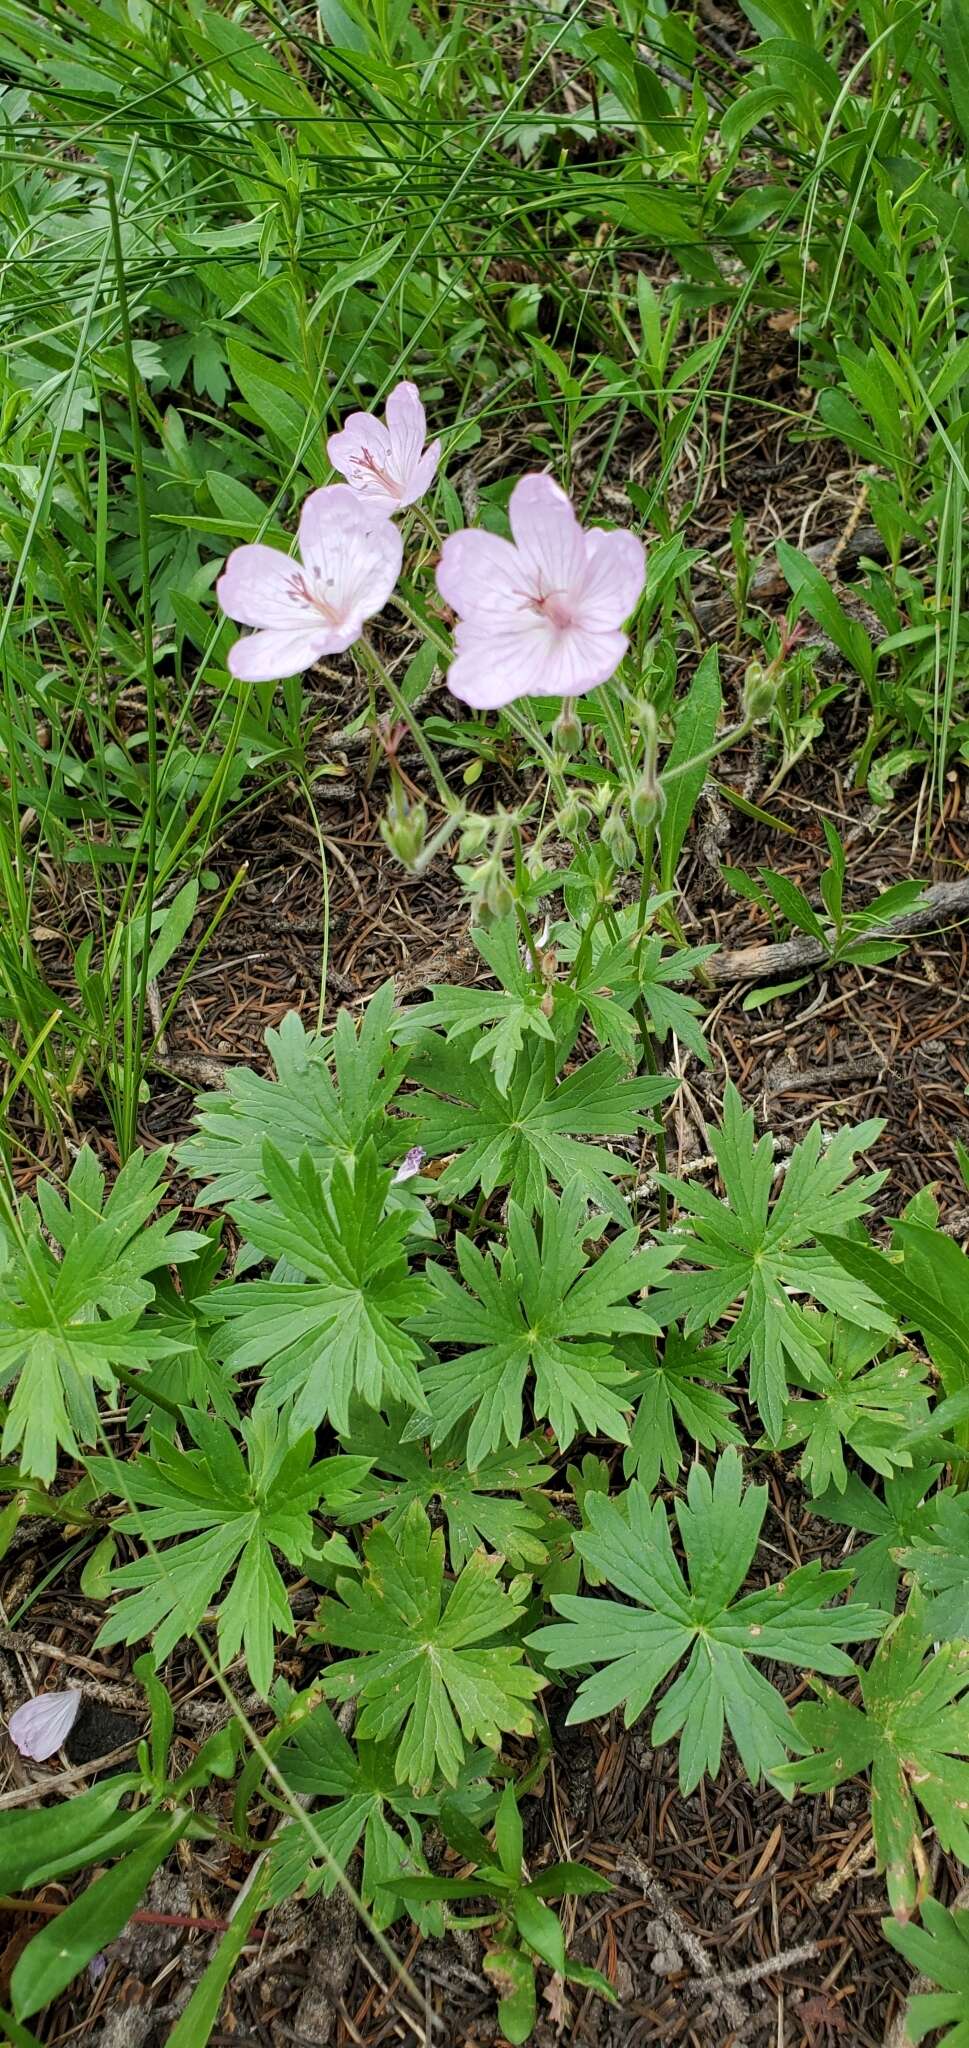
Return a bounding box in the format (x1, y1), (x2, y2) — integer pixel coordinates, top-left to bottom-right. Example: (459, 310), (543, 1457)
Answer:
(354, 446), (401, 496)
(527, 581), (573, 630)
(288, 571), (341, 626)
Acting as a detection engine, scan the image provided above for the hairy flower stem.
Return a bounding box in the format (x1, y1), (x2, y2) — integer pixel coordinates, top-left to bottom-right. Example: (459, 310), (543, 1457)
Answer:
(510, 823), (556, 1090)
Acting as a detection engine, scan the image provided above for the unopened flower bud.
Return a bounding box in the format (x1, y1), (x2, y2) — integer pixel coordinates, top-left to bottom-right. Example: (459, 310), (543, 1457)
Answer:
(478, 856), (513, 918)
(602, 802), (636, 869)
(459, 816), (492, 861)
(630, 774), (667, 837)
(554, 795), (588, 837)
(743, 660), (777, 723)
(552, 699), (583, 754)
(380, 788), (428, 871)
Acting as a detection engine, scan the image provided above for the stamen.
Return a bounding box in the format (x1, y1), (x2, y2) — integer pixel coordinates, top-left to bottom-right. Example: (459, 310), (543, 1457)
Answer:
(288, 571), (341, 626)
(355, 445), (401, 497)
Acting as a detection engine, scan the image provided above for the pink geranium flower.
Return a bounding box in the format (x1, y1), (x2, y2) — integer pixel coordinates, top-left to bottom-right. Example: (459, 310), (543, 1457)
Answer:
(435, 474), (645, 709)
(328, 381), (441, 516)
(8, 1688), (81, 1761)
(217, 485), (403, 682)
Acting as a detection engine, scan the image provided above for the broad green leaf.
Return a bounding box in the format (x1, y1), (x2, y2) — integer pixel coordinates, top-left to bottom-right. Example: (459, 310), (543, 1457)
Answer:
(650, 1085), (890, 1440)
(529, 1451), (884, 1792)
(777, 1597), (969, 1916)
(13, 1815), (187, 2019)
(317, 1501), (544, 1791)
(410, 1180), (674, 1461)
(209, 1142), (430, 1433)
(484, 1944), (537, 2045)
(91, 1413), (363, 1693)
(514, 1888), (566, 1974)
(0, 1778), (142, 1891)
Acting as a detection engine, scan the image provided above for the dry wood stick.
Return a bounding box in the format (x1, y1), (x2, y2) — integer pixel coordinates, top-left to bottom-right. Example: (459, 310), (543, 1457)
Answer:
(705, 876), (969, 986)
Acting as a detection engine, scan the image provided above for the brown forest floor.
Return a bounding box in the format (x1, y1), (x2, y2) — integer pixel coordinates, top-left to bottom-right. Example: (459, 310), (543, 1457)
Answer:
(3, 344), (969, 2048)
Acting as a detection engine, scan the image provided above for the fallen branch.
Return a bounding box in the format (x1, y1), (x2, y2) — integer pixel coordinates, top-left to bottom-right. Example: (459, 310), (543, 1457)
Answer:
(693, 522), (886, 630)
(706, 877), (969, 986)
(683, 1938), (820, 1994)
(617, 1850), (750, 2034)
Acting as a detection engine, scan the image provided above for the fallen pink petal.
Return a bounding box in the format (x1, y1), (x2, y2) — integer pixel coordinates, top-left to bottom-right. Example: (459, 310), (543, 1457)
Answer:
(328, 380), (441, 517)
(8, 1688), (81, 1761)
(217, 485), (403, 682)
(435, 474), (645, 709)
(393, 1146), (426, 1183)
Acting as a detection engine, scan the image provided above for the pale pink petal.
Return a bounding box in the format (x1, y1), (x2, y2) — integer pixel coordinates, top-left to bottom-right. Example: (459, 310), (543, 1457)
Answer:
(384, 381), (427, 478)
(9, 1689), (81, 1761)
(327, 413), (397, 510)
(436, 528), (523, 616)
(397, 437), (441, 508)
(548, 625), (629, 697)
(227, 627), (334, 682)
(447, 616), (628, 708)
(297, 483), (378, 563)
(508, 474), (586, 599)
(579, 528), (646, 627)
(299, 488), (403, 621)
(217, 544), (307, 629)
(393, 1145), (426, 1183)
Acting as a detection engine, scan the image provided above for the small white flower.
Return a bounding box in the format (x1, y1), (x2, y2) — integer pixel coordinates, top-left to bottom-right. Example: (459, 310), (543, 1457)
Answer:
(8, 1688), (81, 1761)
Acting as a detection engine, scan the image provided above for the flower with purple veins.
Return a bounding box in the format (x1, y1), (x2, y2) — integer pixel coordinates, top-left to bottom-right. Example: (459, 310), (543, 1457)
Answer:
(217, 485), (403, 682)
(8, 1688), (81, 1761)
(393, 1146), (426, 1183)
(435, 473), (645, 709)
(328, 381), (441, 517)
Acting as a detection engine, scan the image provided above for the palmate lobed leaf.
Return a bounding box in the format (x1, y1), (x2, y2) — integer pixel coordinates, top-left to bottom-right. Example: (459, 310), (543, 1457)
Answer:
(394, 916), (555, 1095)
(176, 985), (411, 1203)
(775, 1596), (969, 1917)
(89, 1410), (368, 1695)
(0, 1147), (204, 1483)
(528, 1450), (885, 1793)
(408, 1179), (675, 1462)
(404, 1037), (674, 1225)
(893, 1492), (969, 1641)
(316, 1500), (544, 1792)
(338, 1406), (555, 1570)
(552, 912), (717, 1067)
(777, 1312), (929, 1496)
(269, 1696), (492, 1928)
(810, 1465), (948, 1613)
(204, 1141), (431, 1434)
(647, 1084), (891, 1440)
(884, 1898), (969, 2047)
(621, 1328), (742, 1490)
